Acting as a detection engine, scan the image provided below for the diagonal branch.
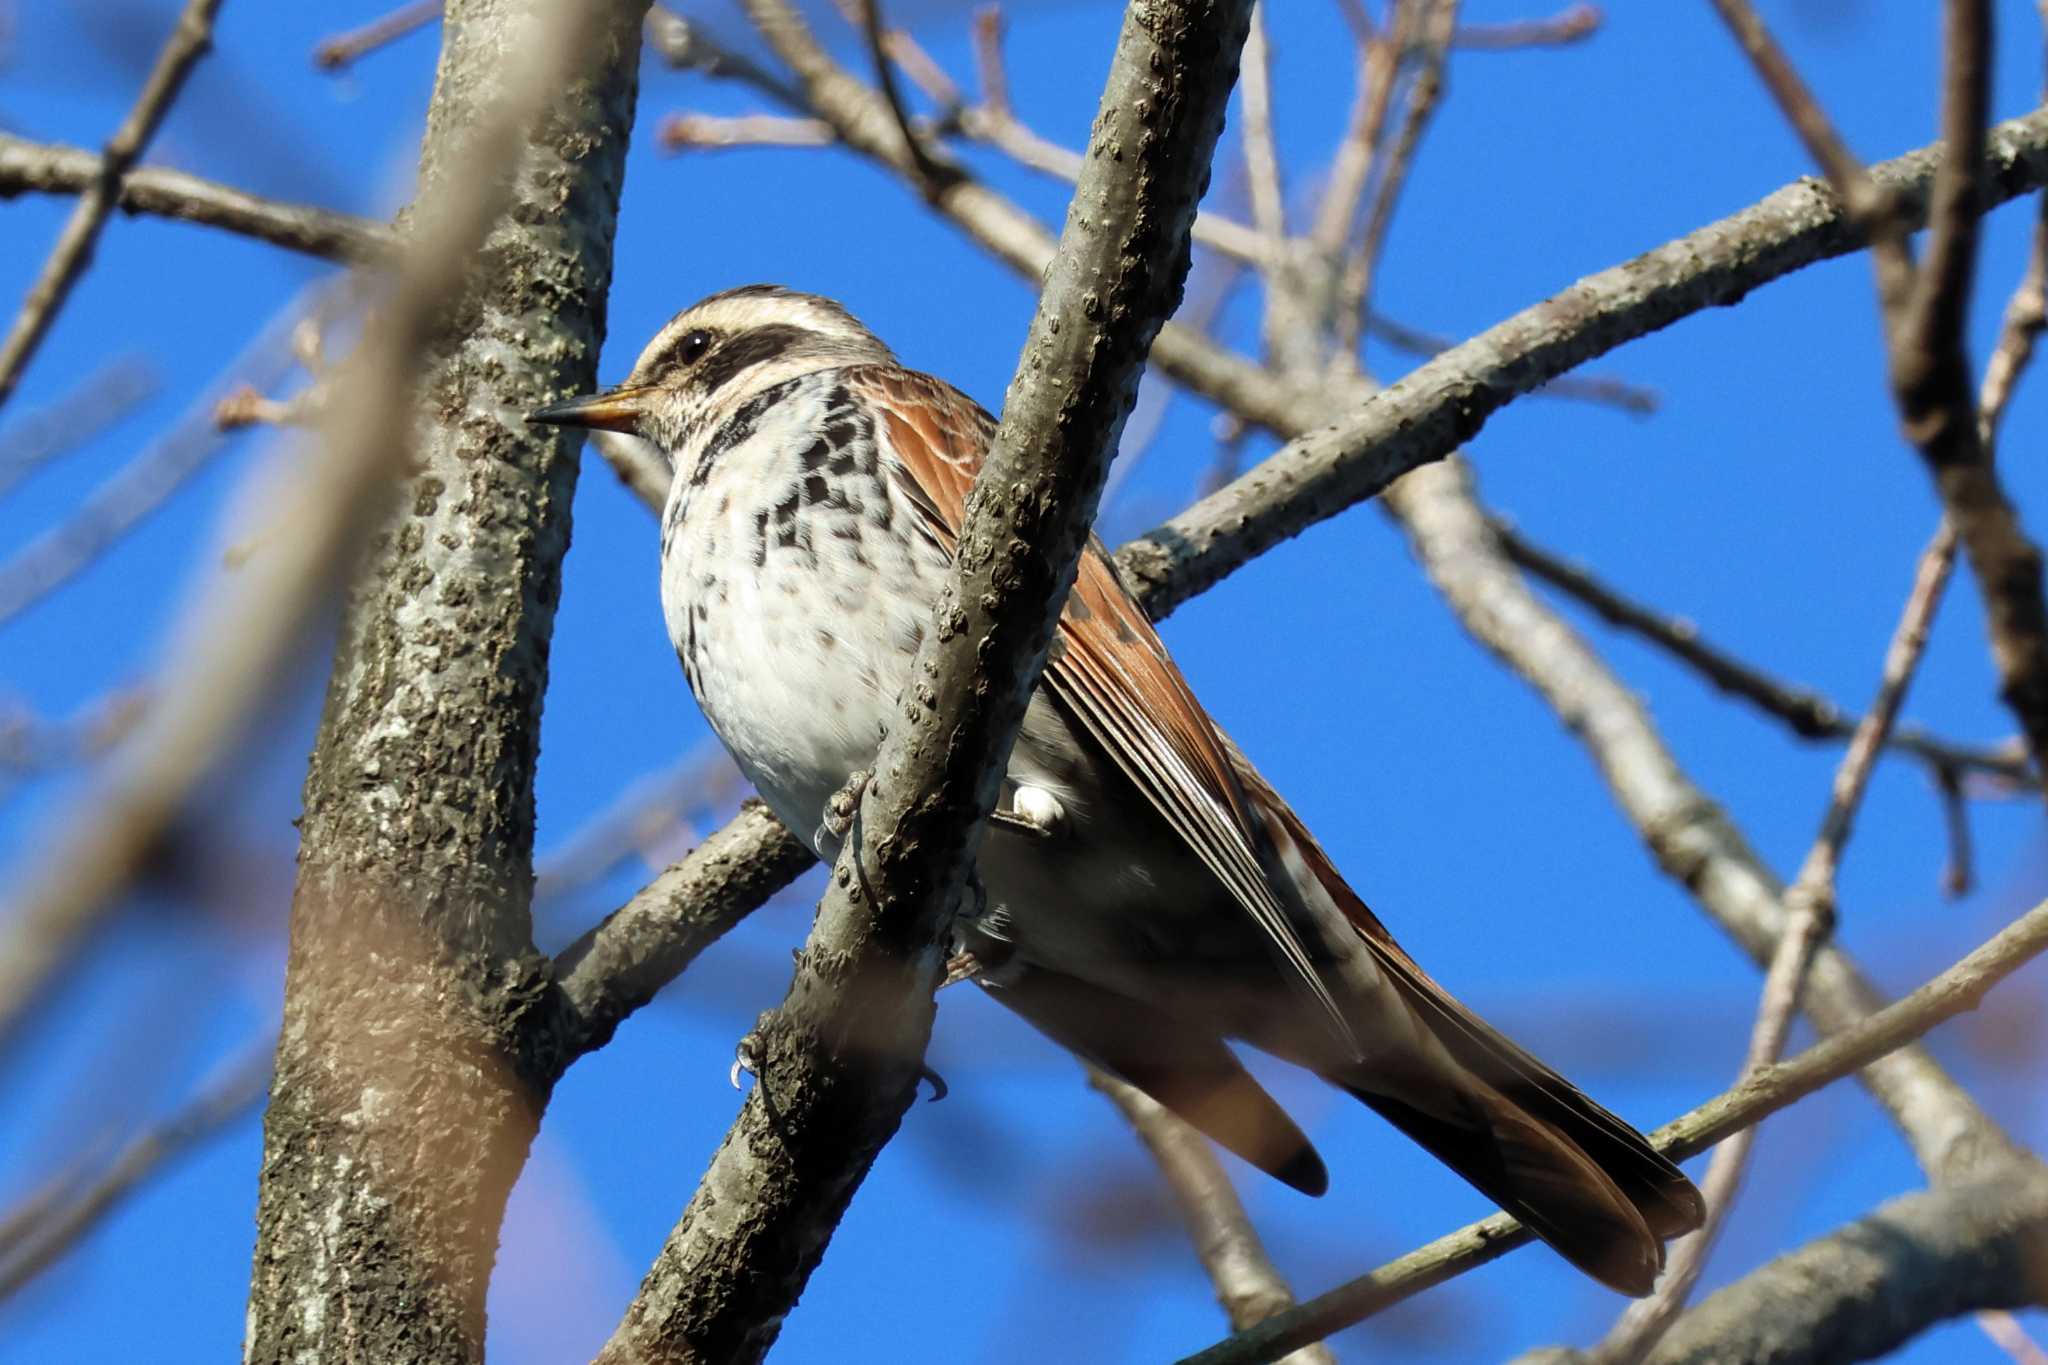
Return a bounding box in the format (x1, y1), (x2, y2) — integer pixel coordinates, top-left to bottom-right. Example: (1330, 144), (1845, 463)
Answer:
(1709, 1), (2048, 799)
(593, 5), (1255, 1360)
(1383, 456), (2022, 1180)
(1176, 894), (2048, 1365)
(0, 0), (225, 410)
(1092, 1070), (1336, 1365)
(1116, 103), (2048, 616)
(1593, 521), (1959, 1364)
(1490, 517), (2029, 788)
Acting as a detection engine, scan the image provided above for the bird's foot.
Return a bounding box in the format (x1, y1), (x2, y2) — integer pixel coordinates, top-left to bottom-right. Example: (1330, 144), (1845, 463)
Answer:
(729, 1033), (762, 1092)
(814, 769), (871, 856)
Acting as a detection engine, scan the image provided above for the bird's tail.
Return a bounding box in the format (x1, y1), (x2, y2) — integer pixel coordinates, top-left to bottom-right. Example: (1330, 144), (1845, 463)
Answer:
(1230, 756), (1705, 1296)
(1331, 1037), (1700, 1296)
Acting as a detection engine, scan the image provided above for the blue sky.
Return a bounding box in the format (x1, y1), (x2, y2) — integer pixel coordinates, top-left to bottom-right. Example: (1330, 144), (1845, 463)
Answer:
(3, 1), (2047, 1361)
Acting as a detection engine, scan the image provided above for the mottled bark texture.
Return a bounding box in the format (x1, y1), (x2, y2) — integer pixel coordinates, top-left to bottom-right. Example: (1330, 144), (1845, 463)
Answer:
(244, 3), (646, 1361)
(1516, 1177), (2048, 1365)
(593, 4), (1256, 1362)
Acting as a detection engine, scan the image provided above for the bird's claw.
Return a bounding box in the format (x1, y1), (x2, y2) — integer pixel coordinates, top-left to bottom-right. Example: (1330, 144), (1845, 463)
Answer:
(917, 1062), (948, 1103)
(814, 769), (871, 854)
(730, 1035), (762, 1092)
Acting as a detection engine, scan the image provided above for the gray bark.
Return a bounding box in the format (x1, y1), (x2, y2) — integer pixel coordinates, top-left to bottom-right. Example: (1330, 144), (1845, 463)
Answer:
(243, 3), (647, 1360)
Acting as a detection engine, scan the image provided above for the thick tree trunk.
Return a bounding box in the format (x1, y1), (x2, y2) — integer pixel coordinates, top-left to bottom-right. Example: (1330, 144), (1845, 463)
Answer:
(244, 3), (646, 1360)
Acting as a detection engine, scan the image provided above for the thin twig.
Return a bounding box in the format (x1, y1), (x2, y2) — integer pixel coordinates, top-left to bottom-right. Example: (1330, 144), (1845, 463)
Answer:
(1593, 522), (1958, 1364)
(1386, 457), (2019, 1180)
(1979, 1311), (2048, 1365)
(1364, 312), (1658, 411)
(1490, 517), (2030, 787)
(0, 278), (348, 629)
(644, 4), (809, 112)
(1239, 3), (1286, 252)
(0, 1042), (269, 1303)
(1339, 0), (1459, 351)
(951, 11), (1269, 266)
(1176, 894), (2048, 1365)
(1091, 1070), (1336, 1365)
(0, 0), (224, 411)
(1453, 3), (1602, 51)
(1311, 0), (1410, 254)
(1711, 0), (2048, 796)
(0, 355), (156, 500)
(657, 112), (835, 150)
(533, 742), (744, 905)
(853, 0), (952, 194)
(1978, 188), (2048, 453)
(311, 0), (440, 72)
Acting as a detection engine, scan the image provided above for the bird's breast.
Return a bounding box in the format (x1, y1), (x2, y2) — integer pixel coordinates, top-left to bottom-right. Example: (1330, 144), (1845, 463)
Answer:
(658, 377), (948, 838)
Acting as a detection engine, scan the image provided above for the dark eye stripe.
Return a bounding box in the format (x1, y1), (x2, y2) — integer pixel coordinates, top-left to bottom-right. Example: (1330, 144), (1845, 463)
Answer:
(692, 324), (815, 393)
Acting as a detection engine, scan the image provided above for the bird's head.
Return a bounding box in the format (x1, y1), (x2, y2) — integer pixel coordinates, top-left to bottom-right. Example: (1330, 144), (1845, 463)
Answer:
(528, 284), (894, 454)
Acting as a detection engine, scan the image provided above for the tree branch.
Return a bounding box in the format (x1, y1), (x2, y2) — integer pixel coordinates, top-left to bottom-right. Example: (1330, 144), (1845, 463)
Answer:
(0, 0), (224, 410)
(1176, 894), (2048, 1365)
(550, 800), (812, 1067)
(1382, 456), (2022, 1180)
(1092, 1071), (1336, 1365)
(0, 132), (393, 263)
(1592, 521), (1959, 1364)
(1489, 516), (2029, 787)
(1115, 103), (2048, 616)
(1635, 1175), (2048, 1365)
(594, 5), (1255, 1360)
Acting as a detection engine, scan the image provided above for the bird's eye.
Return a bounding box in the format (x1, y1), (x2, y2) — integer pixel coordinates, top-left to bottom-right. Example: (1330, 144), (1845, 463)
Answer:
(678, 329), (713, 364)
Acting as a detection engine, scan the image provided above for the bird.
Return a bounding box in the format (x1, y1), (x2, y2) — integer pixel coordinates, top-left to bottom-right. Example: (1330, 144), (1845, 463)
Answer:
(530, 284), (1705, 1295)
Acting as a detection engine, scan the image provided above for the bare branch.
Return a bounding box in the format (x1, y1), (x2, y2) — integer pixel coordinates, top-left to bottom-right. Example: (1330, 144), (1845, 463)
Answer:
(1339, 0), (1459, 349)
(1176, 894), (2048, 1365)
(0, 0), (225, 410)
(0, 278), (345, 631)
(1594, 522), (1959, 1364)
(1392, 455), (2021, 1178)
(0, 1043), (268, 1303)
(1978, 195), (2048, 452)
(1239, 3), (1285, 251)
(1452, 3), (1602, 51)
(311, 0), (441, 72)
(1092, 1070), (1336, 1365)
(643, 4), (808, 110)
(1709, 0), (2048, 800)
(552, 801), (813, 1066)
(0, 354), (156, 500)
(1490, 516), (2028, 786)
(1979, 1312), (2048, 1365)
(1311, 0), (1407, 254)
(1115, 105), (2048, 617)
(657, 112), (834, 149)
(0, 132), (393, 263)
(1628, 1174), (2048, 1365)
(595, 5), (1254, 1359)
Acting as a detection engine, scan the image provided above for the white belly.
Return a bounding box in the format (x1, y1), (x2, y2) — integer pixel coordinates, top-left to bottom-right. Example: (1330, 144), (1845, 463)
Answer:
(658, 378), (948, 842)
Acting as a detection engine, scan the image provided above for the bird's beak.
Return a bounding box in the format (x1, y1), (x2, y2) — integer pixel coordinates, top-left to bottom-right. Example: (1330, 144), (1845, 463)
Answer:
(528, 385), (657, 435)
